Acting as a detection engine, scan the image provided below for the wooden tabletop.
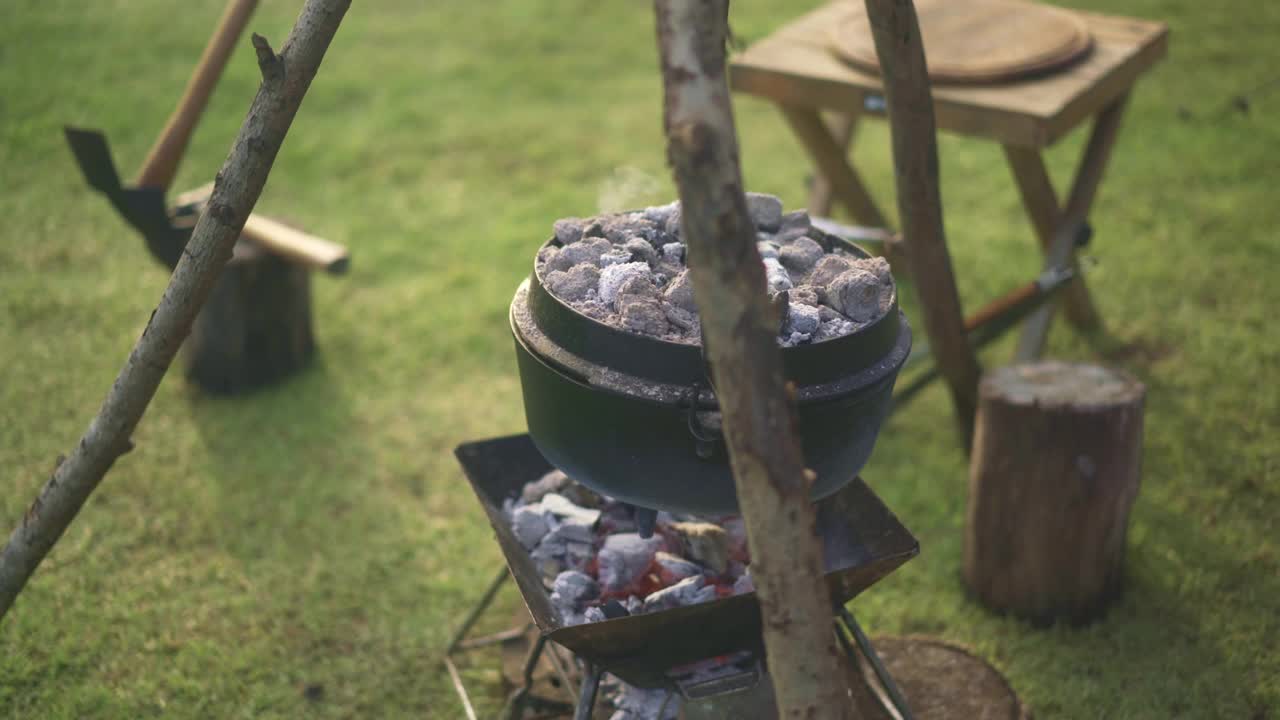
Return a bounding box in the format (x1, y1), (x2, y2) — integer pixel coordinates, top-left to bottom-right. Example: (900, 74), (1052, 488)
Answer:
(730, 1), (1167, 147)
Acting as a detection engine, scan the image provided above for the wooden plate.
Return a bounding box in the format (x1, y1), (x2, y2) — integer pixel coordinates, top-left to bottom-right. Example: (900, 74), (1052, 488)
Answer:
(829, 0), (1093, 85)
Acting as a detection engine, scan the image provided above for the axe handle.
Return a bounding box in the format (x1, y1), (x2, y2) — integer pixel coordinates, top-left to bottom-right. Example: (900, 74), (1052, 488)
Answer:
(134, 0), (260, 190)
(242, 213), (350, 274)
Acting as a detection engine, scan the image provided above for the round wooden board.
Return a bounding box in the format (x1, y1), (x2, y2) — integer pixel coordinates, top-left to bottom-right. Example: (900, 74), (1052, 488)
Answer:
(852, 636), (1030, 720)
(830, 0), (1092, 85)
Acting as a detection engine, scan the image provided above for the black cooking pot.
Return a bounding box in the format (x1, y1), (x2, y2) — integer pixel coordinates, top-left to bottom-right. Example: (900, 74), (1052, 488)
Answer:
(510, 231), (911, 516)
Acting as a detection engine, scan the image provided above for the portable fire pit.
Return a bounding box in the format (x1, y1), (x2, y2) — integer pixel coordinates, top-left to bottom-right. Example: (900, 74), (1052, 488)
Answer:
(446, 434), (919, 719)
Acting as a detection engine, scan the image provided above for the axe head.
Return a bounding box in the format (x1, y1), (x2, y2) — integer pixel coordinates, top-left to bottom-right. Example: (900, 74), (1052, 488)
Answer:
(63, 126), (185, 267)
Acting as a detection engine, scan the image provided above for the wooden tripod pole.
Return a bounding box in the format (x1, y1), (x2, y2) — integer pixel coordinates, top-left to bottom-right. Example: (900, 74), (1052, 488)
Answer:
(864, 0), (981, 445)
(134, 0), (261, 190)
(654, 2), (854, 717)
(0, 0), (351, 621)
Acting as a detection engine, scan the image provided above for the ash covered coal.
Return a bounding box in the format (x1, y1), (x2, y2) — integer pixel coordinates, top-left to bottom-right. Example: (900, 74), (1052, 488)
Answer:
(503, 469), (753, 628)
(504, 470), (769, 719)
(537, 194), (894, 346)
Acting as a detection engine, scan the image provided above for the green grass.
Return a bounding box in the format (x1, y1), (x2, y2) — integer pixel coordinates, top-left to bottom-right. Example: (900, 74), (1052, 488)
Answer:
(1, 0), (1277, 717)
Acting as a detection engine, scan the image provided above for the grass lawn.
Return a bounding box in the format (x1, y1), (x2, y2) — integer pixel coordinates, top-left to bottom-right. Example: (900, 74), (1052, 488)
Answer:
(2, 0), (1277, 717)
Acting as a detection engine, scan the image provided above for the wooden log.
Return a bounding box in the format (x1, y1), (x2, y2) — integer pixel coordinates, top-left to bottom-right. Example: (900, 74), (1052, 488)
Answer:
(184, 238), (315, 394)
(964, 362), (1145, 624)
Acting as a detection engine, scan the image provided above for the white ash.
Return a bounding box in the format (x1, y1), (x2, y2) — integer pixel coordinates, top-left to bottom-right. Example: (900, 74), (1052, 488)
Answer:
(537, 194), (894, 345)
(599, 262), (655, 305)
(598, 533), (663, 593)
(503, 473), (757, 631)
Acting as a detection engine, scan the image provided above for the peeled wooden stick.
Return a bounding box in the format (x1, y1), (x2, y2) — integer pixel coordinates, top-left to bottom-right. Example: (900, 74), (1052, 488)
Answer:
(135, 0), (261, 190)
(654, 2), (854, 717)
(0, 0), (352, 621)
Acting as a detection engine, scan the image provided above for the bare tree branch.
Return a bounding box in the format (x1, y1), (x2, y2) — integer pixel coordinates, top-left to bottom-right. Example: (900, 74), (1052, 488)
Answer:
(864, 0), (981, 444)
(654, 1), (854, 717)
(0, 0), (352, 621)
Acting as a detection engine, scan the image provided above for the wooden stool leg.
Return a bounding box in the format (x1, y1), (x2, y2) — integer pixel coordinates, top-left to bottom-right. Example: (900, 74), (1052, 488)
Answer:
(808, 112), (860, 216)
(1006, 94), (1130, 359)
(779, 104), (888, 228)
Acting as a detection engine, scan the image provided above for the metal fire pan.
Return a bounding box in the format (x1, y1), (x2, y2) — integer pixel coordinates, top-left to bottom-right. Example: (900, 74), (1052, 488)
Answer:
(454, 434), (918, 688)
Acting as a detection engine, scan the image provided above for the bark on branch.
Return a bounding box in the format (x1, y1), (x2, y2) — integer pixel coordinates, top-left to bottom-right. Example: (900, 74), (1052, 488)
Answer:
(864, 0), (981, 444)
(654, 2), (853, 717)
(0, 0), (352, 620)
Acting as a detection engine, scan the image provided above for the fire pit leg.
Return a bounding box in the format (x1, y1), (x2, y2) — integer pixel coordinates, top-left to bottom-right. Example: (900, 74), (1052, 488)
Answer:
(837, 607), (914, 720)
(503, 634), (548, 720)
(573, 662), (603, 720)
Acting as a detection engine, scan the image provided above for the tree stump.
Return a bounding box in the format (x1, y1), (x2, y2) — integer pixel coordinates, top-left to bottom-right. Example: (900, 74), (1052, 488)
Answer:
(184, 238), (314, 394)
(964, 362), (1145, 624)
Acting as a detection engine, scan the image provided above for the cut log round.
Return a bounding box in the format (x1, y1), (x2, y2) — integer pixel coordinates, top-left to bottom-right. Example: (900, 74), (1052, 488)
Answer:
(184, 238), (314, 393)
(964, 361), (1145, 624)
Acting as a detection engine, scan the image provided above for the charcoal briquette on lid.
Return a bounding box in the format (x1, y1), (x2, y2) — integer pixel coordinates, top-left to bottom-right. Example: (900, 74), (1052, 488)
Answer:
(536, 193), (894, 347)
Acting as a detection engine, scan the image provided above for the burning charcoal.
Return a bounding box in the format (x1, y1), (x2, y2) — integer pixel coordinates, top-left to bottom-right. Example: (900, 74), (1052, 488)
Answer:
(746, 192), (784, 232)
(625, 596), (644, 615)
(654, 552), (703, 584)
(510, 505), (552, 550)
(598, 533), (663, 592)
(619, 296), (671, 336)
(554, 217), (585, 245)
(602, 599), (630, 619)
(666, 521), (729, 575)
(600, 248), (634, 267)
(601, 214), (643, 244)
(818, 305), (845, 323)
(583, 218), (605, 238)
(642, 575), (719, 613)
(661, 242), (684, 263)
(663, 302), (699, 333)
(551, 570), (599, 609)
(530, 540), (568, 584)
(662, 269), (697, 313)
(643, 202), (676, 226)
(583, 606), (607, 624)
(547, 516), (596, 545)
(521, 469), (571, 504)
(543, 263), (600, 302)
(807, 254), (853, 288)
(785, 302), (821, 337)
(537, 244), (560, 268)
(599, 262), (653, 306)
(616, 274), (659, 301)
(664, 204), (682, 238)
(721, 517), (750, 563)
(763, 257), (793, 295)
(789, 285), (820, 307)
(854, 255), (893, 283)
(565, 541), (594, 571)
(756, 239), (780, 259)
(778, 236), (825, 275)
(540, 493), (602, 525)
(522, 469), (605, 509)
(775, 210), (812, 243)
(624, 238), (659, 267)
(816, 317), (857, 341)
(828, 267), (882, 323)
(550, 237), (611, 271)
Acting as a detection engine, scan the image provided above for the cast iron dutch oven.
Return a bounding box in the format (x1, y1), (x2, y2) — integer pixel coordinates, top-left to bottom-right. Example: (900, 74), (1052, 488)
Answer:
(510, 229), (911, 517)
